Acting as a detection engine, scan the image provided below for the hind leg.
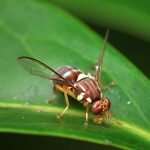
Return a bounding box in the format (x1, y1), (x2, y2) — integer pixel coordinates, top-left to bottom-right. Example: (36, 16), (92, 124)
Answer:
(46, 85), (58, 103)
(99, 81), (115, 90)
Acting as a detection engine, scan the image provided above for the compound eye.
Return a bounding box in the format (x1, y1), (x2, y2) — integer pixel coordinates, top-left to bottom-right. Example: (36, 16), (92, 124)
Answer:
(92, 101), (103, 115)
(103, 98), (111, 111)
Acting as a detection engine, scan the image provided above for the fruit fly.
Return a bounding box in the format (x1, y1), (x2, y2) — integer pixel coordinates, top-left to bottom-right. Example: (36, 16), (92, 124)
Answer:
(17, 29), (122, 125)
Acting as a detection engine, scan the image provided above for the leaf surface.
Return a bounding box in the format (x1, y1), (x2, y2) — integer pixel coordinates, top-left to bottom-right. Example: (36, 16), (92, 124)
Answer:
(0, 0), (150, 150)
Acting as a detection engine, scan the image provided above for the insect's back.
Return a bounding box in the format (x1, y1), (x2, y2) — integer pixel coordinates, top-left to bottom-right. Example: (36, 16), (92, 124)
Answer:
(52, 66), (83, 87)
(76, 77), (102, 103)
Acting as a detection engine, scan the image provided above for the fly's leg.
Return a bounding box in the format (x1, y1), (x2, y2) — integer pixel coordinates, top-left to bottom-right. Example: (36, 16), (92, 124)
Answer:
(84, 105), (89, 125)
(57, 85), (76, 118)
(46, 85), (58, 103)
(105, 111), (123, 126)
(99, 81), (115, 90)
(83, 102), (90, 125)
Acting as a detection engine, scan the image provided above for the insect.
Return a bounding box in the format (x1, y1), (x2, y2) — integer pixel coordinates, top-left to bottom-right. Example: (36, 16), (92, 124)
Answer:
(17, 29), (122, 125)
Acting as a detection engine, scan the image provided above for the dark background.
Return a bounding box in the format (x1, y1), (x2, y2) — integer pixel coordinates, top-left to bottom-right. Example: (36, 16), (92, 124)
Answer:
(1, 132), (122, 150)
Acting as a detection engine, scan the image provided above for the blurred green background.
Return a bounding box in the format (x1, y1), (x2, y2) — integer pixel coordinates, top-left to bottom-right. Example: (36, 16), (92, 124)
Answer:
(48, 0), (150, 78)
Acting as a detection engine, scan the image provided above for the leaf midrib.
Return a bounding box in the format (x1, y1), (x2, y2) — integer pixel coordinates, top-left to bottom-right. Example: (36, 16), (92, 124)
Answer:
(0, 101), (150, 143)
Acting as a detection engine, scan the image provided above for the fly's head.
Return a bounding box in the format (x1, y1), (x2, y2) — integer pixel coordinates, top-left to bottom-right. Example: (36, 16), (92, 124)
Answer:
(92, 98), (111, 124)
(92, 98), (111, 115)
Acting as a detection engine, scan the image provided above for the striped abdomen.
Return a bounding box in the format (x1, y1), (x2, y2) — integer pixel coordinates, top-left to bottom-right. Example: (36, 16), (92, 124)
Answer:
(76, 77), (101, 103)
(52, 66), (83, 87)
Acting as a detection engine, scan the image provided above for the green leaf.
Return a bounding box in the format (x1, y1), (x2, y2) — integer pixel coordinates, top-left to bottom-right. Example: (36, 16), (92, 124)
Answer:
(0, 0), (150, 150)
(49, 0), (150, 42)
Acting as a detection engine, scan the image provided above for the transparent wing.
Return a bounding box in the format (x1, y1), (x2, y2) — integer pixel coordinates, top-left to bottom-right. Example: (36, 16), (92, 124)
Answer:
(94, 29), (110, 83)
(17, 56), (74, 88)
